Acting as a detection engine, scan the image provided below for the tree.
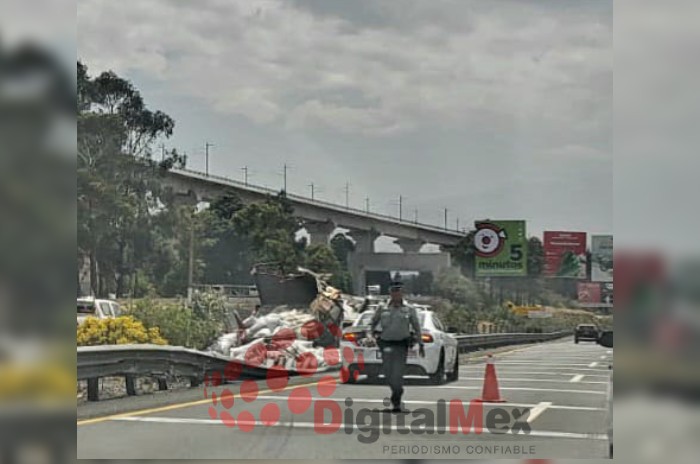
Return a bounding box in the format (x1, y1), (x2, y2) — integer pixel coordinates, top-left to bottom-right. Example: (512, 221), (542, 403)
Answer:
(78, 61), (179, 296)
(198, 194), (254, 285)
(527, 237), (545, 277)
(305, 244), (341, 274)
(330, 233), (355, 268)
(233, 192), (304, 274)
(450, 230), (477, 277)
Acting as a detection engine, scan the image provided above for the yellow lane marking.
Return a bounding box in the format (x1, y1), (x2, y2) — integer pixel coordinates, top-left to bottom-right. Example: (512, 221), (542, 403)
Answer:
(77, 379), (320, 426)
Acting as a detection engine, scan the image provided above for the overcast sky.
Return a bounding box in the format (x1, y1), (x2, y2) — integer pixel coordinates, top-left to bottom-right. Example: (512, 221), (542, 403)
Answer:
(78, 0), (612, 250)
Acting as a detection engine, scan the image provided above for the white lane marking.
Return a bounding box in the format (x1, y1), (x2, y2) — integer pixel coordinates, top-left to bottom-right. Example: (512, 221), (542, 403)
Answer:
(463, 365), (607, 372)
(455, 377), (606, 385)
(570, 375), (585, 383)
(255, 395), (606, 411)
(457, 368), (609, 377)
(435, 386), (606, 395)
(607, 350), (612, 354)
(600, 355), (607, 360)
(527, 402), (552, 423)
(588, 362), (598, 368)
(111, 416), (607, 440)
(492, 362), (606, 368)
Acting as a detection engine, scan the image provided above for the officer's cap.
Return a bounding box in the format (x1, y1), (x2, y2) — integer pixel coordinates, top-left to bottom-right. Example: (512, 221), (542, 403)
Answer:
(389, 280), (404, 291)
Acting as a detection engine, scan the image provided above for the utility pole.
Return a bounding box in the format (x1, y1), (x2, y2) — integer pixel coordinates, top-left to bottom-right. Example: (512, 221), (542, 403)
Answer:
(444, 208), (448, 230)
(309, 182), (315, 200)
(160, 143), (166, 162)
(456, 218), (460, 231)
(344, 182), (350, 208)
(241, 166), (248, 185)
(205, 142), (213, 176)
(365, 197), (370, 213)
(283, 163), (288, 191)
(414, 208), (418, 224)
(399, 195), (403, 221)
(187, 210), (195, 303)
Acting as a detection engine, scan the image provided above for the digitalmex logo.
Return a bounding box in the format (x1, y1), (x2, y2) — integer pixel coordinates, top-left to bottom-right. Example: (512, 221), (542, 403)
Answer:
(202, 319), (365, 431)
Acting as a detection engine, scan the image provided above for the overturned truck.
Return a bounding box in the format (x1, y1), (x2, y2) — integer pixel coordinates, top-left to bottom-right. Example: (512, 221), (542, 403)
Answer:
(208, 265), (359, 373)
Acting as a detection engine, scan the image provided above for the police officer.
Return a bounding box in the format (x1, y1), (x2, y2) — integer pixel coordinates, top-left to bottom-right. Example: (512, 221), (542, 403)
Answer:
(368, 280), (425, 412)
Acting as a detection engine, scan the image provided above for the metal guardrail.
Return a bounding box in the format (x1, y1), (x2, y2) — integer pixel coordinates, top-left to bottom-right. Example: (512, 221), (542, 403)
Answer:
(78, 332), (570, 401)
(77, 344), (273, 401)
(455, 331), (571, 353)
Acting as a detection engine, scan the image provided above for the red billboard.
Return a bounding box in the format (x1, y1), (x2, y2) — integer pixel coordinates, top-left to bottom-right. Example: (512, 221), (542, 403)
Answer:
(577, 282), (601, 304)
(543, 231), (587, 278)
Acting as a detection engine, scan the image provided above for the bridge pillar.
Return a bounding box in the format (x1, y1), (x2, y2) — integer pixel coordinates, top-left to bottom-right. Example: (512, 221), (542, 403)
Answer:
(348, 229), (381, 253)
(394, 238), (425, 253)
(304, 220), (336, 246)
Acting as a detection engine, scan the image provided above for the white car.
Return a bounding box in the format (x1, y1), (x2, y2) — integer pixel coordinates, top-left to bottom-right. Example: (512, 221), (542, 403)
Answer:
(340, 307), (459, 384)
(77, 297), (122, 326)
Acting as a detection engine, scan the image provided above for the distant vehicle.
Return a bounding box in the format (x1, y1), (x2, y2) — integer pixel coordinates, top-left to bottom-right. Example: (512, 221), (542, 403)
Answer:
(340, 307), (459, 385)
(574, 323), (599, 343)
(77, 297), (121, 326)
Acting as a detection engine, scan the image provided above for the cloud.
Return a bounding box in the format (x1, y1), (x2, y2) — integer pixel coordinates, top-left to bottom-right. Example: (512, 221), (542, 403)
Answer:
(78, 0), (611, 137)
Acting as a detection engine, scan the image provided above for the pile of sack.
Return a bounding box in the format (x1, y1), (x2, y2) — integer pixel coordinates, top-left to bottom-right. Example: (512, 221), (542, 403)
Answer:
(207, 284), (360, 372)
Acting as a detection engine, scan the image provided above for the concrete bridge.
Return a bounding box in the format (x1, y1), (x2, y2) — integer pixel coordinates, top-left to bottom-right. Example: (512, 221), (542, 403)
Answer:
(162, 168), (464, 294)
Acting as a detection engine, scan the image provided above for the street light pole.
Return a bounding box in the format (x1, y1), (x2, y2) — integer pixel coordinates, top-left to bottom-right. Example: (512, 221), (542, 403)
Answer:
(444, 208), (448, 230)
(399, 195), (403, 221)
(283, 163), (288, 191)
(205, 142), (213, 175)
(365, 197), (370, 213)
(345, 182), (350, 208)
(309, 182), (315, 200)
(241, 166), (248, 185)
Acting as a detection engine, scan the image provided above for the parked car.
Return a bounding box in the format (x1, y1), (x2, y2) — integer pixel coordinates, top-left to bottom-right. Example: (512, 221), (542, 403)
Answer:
(340, 307), (459, 385)
(77, 297), (122, 326)
(574, 323), (599, 343)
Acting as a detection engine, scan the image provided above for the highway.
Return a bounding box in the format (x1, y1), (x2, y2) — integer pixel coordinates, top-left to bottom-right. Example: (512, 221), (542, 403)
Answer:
(77, 338), (612, 459)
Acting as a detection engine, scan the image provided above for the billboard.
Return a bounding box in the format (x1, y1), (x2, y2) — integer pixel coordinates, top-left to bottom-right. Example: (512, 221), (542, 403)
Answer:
(543, 231), (587, 278)
(474, 220), (527, 277)
(591, 235), (613, 282)
(577, 282), (601, 305)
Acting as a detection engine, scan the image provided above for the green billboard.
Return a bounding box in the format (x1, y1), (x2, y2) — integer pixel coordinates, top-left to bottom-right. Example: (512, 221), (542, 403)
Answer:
(474, 220), (528, 277)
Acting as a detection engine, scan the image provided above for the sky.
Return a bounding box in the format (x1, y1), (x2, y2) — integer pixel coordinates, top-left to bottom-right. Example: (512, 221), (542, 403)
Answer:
(77, 0), (612, 250)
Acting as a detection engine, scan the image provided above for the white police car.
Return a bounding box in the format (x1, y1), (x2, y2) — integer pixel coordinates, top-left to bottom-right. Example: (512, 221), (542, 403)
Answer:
(340, 307), (459, 384)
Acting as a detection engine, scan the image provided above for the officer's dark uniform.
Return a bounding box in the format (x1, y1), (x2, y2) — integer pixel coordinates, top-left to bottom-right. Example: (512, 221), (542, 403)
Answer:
(370, 282), (423, 412)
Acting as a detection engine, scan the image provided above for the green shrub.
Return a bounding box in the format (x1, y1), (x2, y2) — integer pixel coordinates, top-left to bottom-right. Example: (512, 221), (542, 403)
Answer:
(126, 294), (228, 350)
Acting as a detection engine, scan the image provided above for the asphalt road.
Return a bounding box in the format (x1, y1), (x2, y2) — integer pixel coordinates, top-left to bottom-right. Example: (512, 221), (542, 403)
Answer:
(77, 338), (612, 459)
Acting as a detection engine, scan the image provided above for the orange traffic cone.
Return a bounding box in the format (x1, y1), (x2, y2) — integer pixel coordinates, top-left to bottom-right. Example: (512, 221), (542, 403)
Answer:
(474, 353), (506, 403)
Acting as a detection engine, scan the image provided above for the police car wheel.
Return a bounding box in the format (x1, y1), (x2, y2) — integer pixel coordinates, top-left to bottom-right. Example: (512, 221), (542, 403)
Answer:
(447, 354), (459, 382)
(430, 352), (446, 385)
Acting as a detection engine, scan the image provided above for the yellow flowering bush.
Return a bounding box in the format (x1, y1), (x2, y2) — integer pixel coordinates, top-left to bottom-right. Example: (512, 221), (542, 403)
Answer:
(77, 316), (168, 346)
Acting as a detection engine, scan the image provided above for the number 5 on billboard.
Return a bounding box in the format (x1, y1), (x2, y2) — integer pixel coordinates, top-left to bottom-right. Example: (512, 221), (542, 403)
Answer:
(510, 244), (523, 261)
